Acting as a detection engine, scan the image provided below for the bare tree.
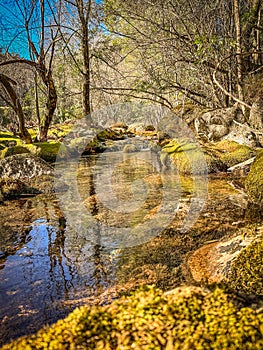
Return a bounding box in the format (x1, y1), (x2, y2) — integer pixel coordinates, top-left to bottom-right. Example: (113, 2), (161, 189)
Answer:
(0, 72), (32, 143)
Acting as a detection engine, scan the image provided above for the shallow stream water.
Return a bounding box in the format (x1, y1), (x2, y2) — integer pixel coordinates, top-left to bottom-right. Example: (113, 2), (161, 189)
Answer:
(0, 148), (261, 345)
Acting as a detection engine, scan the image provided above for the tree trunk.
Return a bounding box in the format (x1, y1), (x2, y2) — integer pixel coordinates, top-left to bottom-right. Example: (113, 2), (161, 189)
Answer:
(38, 70), (58, 141)
(0, 73), (32, 144)
(233, 0), (246, 115)
(78, 0), (92, 125)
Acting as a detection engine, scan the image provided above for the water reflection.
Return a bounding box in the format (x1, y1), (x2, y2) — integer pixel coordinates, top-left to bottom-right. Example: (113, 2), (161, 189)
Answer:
(0, 151), (262, 346)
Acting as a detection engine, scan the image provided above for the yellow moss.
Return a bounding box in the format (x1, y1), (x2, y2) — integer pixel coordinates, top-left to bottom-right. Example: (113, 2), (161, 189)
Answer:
(2, 286), (263, 349)
(215, 140), (255, 167)
(33, 142), (66, 162)
(162, 139), (209, 174)
(246, 150), (263, 205)
(228, 236), (263, 295)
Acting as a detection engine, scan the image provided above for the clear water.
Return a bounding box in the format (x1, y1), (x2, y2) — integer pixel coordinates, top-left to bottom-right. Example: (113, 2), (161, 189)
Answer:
(0, 149), (259, 345)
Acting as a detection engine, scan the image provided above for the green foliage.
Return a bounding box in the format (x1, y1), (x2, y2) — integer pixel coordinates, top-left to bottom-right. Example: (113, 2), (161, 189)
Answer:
(228, 236), (263, 296)
(246, 150), (263, 205)
(2, 286), (263, 349)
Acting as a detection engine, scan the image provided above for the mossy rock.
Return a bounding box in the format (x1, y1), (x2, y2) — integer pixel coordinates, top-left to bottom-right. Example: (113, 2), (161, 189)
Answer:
(0, 178), (42, 200)
(228, 235), (263, 295)
(161, 139), (255, 174)
(97, 128), (124, 141)
(162, 139), (209, 174)
(83, 138), (106, 154)
(123, 144), (137, 153)
(246, 150), (263, 205)
(2, 286), (263, 349)
(215, 140), (256, 167)
(0, 179), (30, 200)
(4, 146), (30, 157)
(33, 142), (62, 162)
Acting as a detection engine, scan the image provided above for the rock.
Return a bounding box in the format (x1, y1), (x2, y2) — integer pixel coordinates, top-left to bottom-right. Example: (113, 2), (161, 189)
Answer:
(145, 125), (155, 131)
(246, 150), (263, 206)
(0, 178), (41, 200)
(214, 140), (256, 168)
(185, 234), (258, 284)
(223, 120), (258, 147)
(123, 144), (137, 153)
(194, 104), (260, 146)
(97, 128), (125, 141)
(195, 104), (241, 141)
(160, 139), (226, 174)
(3, 145), (30, 158)
(227, 156), (256, 175)
(227, 233), (263, 295)
(0, 154), (53, 180)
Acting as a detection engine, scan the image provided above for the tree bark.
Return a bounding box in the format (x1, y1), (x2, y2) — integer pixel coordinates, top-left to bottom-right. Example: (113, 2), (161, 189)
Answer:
(233, 0), (246, 115)
(0, 73), (32, 144)
(77, 0), (92, 124)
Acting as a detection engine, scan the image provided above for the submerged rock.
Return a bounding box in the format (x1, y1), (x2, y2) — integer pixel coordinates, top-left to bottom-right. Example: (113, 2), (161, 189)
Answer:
(185, 234), (257, 284)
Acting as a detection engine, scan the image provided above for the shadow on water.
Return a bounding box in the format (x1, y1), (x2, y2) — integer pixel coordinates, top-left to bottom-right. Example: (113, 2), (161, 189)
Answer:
(0, 149), (262, 346)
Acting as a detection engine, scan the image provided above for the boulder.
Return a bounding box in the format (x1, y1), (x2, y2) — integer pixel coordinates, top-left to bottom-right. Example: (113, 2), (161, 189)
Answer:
(246, 150), (263, 206)
(185, 234), (257, 284)
(0, 154), (53, 180)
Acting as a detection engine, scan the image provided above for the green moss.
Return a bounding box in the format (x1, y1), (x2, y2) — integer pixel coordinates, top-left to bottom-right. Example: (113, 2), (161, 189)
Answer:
(33, 142), (62, 162)
(162, 139), (208, 174)
(48, 124), (73, 139)
(215, 140), (255, 167)
(97, 128), (124, 141)
(161, 139), (255, 174)
(4, 146), (30, 157)
(2, 286), (263, 349)
(246, 150), (263, 205)
(228, 236), (263, 295)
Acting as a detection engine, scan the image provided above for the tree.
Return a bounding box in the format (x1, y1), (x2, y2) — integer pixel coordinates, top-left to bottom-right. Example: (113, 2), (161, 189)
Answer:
(0, 72), (32, 143)
(0, 0), (60, 141)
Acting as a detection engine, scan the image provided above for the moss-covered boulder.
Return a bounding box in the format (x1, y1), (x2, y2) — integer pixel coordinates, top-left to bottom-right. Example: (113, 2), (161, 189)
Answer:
(246, 150), (263, 206)
(97, 128), (124, 141)
(215, 140), (256, 168)
(161, 139), (222, 174)
(2, 286), (263, 349)
(33, 142), (62, 162)
(3, 145), (30, 157)
(228, 235), (263, 295)
(160, 139), (256, 174)
(0, 179), (38, 201)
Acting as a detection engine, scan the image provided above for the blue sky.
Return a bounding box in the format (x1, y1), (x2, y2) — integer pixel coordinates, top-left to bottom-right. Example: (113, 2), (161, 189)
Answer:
(0, 0), (39, 58)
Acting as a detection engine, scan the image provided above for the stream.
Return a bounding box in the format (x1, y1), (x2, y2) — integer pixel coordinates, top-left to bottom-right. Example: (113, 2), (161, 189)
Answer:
(0, 146), (261, 346)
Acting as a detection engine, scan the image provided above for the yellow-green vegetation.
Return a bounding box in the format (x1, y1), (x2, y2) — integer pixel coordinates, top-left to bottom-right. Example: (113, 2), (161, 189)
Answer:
(228, 236), (263, 295)
(161, 139), (211, 174)
(161, 139), (256, 174)
(215, 140), (255, 167)
(2, 286), (263, 350)
(33, 142), (62, 162)
(246, 150), (263, 205)
(0, 132), (66, 163)
(47, 124), (73, 139)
